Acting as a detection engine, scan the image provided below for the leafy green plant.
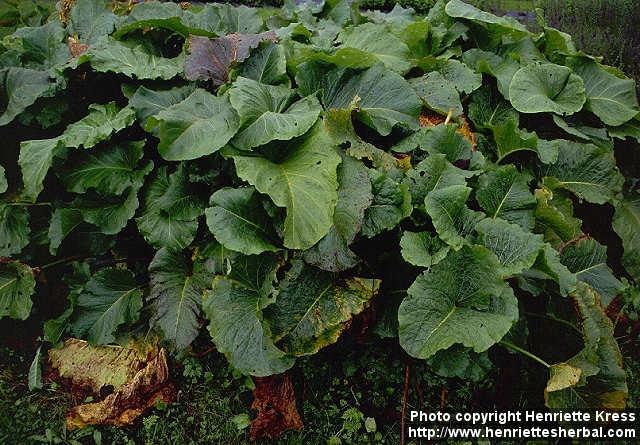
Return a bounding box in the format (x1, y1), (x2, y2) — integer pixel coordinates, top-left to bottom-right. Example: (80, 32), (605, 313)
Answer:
(1, 0), (639, 428)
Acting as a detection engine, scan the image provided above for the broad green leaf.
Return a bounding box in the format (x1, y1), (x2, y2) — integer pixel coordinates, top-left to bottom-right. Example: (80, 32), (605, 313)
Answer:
(410, 72), (462, 116)
(205, 187), (280, 255)
(438, 59), (482, 95)
(534, 188), (582, 244)
(58, 141), (153, 195)
(492, 119), (538, 163)
(4, 20), (68, 69)
(71, 36), (183, 80)
(19, 103), (136, 202)
(228, 123), (341, 250)
(612, 191), (640, 281)
(0, 67), (59, 126)
(541, 141), (623, 204)
(546, 284), (628, 409)
(0, 260), (35, 320)
(266, 262), (380, 356)
(572, 60), (639, 126)
(609, 118), (640, 144)
(426, 345), (492, 382)
(400, 231), (449, 268)
(44, 263), (89, 344)
(445, 0), (530, 36)
(0, 204), (30, 256)
(509, 63), (586, 115)
(184, 3), (264, 35)
(128, 85), (196, 130)
(418, 123), (473, 162)
(462, 49), (520, 100)
(298, 63), (421, 136)
(137, 165), (206, 250)
(476, 218), (545, 277)
(72, 186), (141, 235)
(48, 208), (83, 255)
(149, 248), (214, 351)
(403, 153), (473, 206)
(476, 165), (536, 230)
(560, 238), (623, 307)
(62, 102), (136, 149)
(361, 168), (412, 238)
(425, 185), (485, 249)
(336, 22), (411, 73)
(552, 115), (612, 149)
(229, 77), (321, 149)
(152, 89), (240, 161)
(113, 1), (203, 38)
(304, 155), (372, 272)
(68, 0), (118, 45)
(399, 245), (517, 358)
(71, 268), (143, 345)
(203, 253), (294, 376)
(468, 85), (518, 130)
(532, 244), (577, 296)
(240, 42), (287, 85)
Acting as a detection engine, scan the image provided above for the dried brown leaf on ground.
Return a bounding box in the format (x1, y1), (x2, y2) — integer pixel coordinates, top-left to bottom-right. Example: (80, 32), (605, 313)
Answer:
(48, 338), (175, 429)
(184, 32), (278, 85)
(250, 373), (303, 440)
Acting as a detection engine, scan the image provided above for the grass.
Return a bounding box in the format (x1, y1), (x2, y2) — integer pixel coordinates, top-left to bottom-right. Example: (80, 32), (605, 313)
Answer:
(0, 337), (497, 445)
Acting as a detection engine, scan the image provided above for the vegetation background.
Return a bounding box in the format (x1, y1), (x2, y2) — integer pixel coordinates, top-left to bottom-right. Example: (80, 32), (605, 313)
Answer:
(0, 0), (638, 444)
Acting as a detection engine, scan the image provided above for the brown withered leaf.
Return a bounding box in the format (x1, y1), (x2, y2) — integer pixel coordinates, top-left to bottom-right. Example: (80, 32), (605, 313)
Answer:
(68, 36), (89, 58)
(250, 373), (303, 440)
(48, 338), (175, 429)
(184, 31), (277, 85)
(419, 109), (476, 150)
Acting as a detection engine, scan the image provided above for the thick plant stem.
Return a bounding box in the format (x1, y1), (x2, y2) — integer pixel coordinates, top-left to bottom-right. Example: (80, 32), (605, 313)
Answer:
(500, 340), (551, 368)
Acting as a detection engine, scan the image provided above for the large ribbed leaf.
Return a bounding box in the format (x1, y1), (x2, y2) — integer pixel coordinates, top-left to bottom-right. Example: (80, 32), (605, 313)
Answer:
(476, 218), (545, 277)
(68, 0), (118, 45)
(71, 268), (143, 345)
(303, 155), (372, 272)
(400, 231), (449, 268)
(560, 238), (623, 307)
(228, 124), (341, 250)
(297, 63), (421, 136)
(240, 42), (287, 85)
(128, 85), (196, 130)
(445, 0), (530, 35)
(399, 245), (518, 358)
(136, 165), (206, 250)
(509, 63), (585, 115)
(0, 204), (30, 257)
(0, 260), (35, 320)
(336, 23), (411, 73)
(476, 165), (536, 230)
(19, 102), (136, 202)
(361, 168), (412, 238)
(229, 77), (321, 149)
(403, 153), (473, 206)
(546, 284), (628, 409)
(205, 187), (280, 255)
(541, 141), (623, 204)
(425, 185), (485, 249)
(71, 36), (184, 80)
(203, 253), (294, 376)
(58, 141), (153, 195)
(572, 60), (639, 126)
(468, 85), (519, 130)
(151, 89), (240, 161)
(72, 186), (141, 235)
(0, 67), (59, 126)
(266, 262), (380, 356)
(410, 72), (463, 116)
(148, 249), (214, 351)
(612, 191), (640, 281)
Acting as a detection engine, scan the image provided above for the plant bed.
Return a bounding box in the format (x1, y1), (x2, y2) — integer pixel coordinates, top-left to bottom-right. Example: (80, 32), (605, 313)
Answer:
(1, 0), (639, 441)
